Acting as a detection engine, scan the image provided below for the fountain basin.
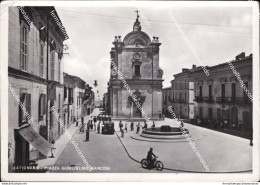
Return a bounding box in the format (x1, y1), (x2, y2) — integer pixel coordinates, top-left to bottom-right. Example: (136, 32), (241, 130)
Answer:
(140, 125), (190, 140)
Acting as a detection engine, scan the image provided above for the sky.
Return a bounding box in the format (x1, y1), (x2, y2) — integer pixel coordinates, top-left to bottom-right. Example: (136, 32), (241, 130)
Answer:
(55, 5), (252, 102)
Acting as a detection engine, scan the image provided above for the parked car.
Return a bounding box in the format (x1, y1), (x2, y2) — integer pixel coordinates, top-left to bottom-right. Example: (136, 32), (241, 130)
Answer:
(102, 122), (115, 135)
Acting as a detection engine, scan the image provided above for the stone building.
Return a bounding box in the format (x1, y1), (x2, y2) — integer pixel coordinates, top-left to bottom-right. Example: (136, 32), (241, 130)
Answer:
(108, 12), (164, 120)
(162, 87), (172, 117)
(63, 73), (95, 127)
(162, 52), (252, 131)
(63, 73), (76, 128)
(163, 67), (196, 119)
(192, 53), (252, 130)
(8, 7), (67, 171)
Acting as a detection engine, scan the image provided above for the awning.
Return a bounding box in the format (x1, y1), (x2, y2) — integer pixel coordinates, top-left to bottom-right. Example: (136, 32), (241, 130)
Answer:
(17, 124), (52, 156)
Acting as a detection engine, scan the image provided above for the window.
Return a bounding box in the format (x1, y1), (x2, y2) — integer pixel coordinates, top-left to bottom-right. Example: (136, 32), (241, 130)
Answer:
(64, 87), (67, 100)
(21, 27), (28, 71)
(221, 84), (225, 98)
(58, 59), (61, 82)
(134, 65), (140, 76)
(199, 86), (202, 97)
(232, 83), (236, 102)
(40, 43), (44, 77)
(19, 93), (31, 126)
(39, 94), (46, 120)
(50, 51), (55, 80)
(58, 94), (61, 113)
(209, 85), (212, 98)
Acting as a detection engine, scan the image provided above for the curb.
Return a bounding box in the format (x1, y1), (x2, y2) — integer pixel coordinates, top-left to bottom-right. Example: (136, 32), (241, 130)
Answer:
(115, 131), (252, 173)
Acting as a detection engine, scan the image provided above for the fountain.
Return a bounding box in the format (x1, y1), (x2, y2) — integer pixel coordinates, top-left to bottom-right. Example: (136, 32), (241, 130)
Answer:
(140, 125), (189, 140)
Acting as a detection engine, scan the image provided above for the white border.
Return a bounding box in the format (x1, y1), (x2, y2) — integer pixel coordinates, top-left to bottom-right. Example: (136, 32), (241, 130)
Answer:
(1, 1), (259, 182)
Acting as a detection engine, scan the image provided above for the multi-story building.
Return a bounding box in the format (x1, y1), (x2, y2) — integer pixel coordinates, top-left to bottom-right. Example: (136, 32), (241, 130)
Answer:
(170, 68), (195, 119)
(162, 66), (196, 119)
(63, 73), (95, 127)
(8, 7), (68, 170)
(108, 12), (164, 120)
(162, 87), (172, 117)
(192, 53), (252, 130)
(63, 73), (76, 128)
(83, 83), (95, 116)
(163, 52), (252, 132)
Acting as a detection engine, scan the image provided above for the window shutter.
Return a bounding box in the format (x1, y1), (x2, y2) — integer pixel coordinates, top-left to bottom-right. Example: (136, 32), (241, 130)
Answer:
(26, 94), (31, 123)
(39, 94), (42, 120)
(43, 94), (46, 115)
(19, 93), (26, 127)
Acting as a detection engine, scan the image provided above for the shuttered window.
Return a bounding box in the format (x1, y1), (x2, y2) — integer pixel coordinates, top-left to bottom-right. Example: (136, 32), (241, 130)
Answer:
(39, 94), (46, 120)
(19, 93), (31, 126)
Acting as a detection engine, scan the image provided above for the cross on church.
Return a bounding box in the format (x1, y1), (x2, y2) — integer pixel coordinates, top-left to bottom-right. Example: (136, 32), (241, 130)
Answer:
(135, 9), (140, 19)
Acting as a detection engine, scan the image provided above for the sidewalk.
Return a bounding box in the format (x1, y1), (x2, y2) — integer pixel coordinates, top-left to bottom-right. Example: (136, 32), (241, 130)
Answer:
(37, 112), (96, 168)
(37, 124), (78, 167)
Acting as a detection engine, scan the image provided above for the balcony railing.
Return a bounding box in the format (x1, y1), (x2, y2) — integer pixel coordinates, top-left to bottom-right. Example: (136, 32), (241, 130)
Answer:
(216, 97), (231, 104)
(194, 96), (203, 103)
(216, 97), (252, 105)
(204, 96), (214, 103)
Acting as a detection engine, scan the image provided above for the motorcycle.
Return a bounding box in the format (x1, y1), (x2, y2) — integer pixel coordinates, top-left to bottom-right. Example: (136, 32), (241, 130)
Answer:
(141, 156), (164, 171)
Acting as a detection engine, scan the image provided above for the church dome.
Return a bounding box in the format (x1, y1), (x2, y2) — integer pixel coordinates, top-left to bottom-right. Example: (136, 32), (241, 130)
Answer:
(123, 10), (151, 47)
(123, 31), (151, 46)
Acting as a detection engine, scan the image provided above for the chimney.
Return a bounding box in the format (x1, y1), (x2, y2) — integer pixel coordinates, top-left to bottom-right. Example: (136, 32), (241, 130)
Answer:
(192, 65), (196, 69)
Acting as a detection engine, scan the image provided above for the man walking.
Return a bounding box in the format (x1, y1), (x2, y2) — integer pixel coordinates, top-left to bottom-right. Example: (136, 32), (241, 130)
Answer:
(81, 117), (84, 126)
(136, 123), (141, 134)
(125, 122), (128, 133)
(131, 122), (134, 131)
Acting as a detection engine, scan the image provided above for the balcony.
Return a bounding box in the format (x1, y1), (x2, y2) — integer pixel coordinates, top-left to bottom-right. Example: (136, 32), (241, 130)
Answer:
(233, 97), (252, 105)
(216, 97), (252, 106)
(216, 97), (231, 104)
(204, 96), (214, 103)
(194, 96), (203, 103)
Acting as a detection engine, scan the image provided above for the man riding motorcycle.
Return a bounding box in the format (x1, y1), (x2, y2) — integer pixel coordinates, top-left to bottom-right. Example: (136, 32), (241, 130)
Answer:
(147, 148), (157, 166)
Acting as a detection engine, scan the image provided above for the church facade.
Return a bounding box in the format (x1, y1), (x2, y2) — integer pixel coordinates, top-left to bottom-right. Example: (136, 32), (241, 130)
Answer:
(108, 12), (164, 120)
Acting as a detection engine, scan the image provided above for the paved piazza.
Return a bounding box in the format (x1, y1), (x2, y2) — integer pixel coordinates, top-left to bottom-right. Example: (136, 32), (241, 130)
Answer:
(52, 109), (252, 173)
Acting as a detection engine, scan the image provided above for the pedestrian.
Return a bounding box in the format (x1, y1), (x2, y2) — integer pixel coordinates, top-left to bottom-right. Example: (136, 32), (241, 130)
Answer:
(121, 126), (124, 138)
(85, 128), (89, 141)
(125, 123), (127, 133)
(143, 122), (147, 130)
(81, 116), (84, 125)
(119, 120), (123, 129)
(131, 122), (134, 131)
(151, 121), (155, 130)
(90, 121), (93, 131)
(93, 116), (97, 123)
(75, 117), (78, 127)
(94, 122), (96, 131)
(97, 123), (100, 134)
(87, 120), (90, 131)
(136, 123), (141, 134)
(180, 121), (184, 128)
